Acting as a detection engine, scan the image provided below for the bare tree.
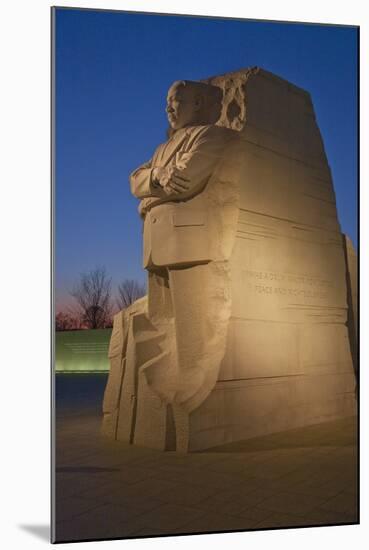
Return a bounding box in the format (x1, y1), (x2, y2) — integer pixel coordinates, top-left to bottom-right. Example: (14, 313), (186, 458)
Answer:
(116, 279), (146, 310)
(70, 266), (112, 329)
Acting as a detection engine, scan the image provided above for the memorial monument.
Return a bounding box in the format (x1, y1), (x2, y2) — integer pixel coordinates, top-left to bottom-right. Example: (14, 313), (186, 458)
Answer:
(102, 67), (357, 452)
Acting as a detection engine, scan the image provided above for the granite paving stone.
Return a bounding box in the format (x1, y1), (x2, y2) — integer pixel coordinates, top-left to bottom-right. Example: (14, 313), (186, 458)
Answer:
(55, 497), (106, 522)
(256, 490), (336, 517)
(132, 503), (207, 531)
(54, 411), (358, 541)
(319, 491), (358, 515)
(171, 511), (263, 534)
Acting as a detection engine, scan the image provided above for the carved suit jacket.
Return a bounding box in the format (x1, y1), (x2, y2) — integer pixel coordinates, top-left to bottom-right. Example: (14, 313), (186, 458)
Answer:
(129, 124), (235, 269)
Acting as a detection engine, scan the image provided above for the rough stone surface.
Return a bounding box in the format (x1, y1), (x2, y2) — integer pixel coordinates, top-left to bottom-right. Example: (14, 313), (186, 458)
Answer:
(102, 67), (357, 452)
(342, 234), (358, 381)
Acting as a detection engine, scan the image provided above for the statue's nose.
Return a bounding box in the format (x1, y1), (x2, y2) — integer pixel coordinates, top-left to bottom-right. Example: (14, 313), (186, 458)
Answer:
(166, 105), (174, 113)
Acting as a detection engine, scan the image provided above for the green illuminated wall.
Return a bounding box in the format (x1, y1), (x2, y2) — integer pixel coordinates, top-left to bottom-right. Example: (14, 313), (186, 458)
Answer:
(55, 329), (112, 372)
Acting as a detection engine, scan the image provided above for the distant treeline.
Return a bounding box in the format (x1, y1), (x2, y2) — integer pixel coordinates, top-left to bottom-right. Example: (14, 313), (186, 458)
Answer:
(56, 266), (146, 331)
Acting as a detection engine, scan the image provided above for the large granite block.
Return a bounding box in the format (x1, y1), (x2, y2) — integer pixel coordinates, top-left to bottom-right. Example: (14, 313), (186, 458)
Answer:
(102, 68), (357, 451)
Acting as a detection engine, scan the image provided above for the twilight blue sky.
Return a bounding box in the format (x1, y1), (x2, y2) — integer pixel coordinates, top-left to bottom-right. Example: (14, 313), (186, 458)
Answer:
(54, 7), (358, 310)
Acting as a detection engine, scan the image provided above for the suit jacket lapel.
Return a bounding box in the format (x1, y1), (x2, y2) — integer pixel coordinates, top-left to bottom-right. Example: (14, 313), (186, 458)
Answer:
(158, 128), (192, 166)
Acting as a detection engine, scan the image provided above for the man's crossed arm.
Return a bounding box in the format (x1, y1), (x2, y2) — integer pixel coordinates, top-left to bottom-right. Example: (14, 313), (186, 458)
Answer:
(129, 125), (234, 214)
(151, 165), (190, 195)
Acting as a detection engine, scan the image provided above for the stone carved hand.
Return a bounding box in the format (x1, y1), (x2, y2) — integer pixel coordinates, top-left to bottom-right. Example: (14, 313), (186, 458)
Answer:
(139, 197), (158, 217)
(152, 166), (190, 195)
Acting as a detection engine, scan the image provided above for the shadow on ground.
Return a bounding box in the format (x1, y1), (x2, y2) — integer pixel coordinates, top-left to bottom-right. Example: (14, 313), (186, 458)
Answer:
(19, 525), (49, 542)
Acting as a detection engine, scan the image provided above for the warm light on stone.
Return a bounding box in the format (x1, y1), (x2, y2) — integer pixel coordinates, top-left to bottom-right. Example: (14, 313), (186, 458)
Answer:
(102, 67), (357, 452)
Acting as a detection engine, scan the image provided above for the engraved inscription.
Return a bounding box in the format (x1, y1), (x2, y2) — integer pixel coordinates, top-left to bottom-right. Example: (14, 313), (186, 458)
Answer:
(243, 270), (332, 300)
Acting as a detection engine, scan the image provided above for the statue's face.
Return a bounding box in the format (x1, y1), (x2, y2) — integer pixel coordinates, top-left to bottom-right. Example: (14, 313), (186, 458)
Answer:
(166, 83), (200, 130)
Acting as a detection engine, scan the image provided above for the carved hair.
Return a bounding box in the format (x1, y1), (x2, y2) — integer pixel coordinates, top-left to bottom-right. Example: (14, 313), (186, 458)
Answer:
(169, 79), (223, 126)
(171, 80), (223, 107)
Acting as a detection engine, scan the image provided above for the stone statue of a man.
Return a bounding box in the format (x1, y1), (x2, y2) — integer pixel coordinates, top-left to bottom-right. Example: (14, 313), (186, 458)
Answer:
(103, 79), (240, 452)
(129, 81), (237, 449)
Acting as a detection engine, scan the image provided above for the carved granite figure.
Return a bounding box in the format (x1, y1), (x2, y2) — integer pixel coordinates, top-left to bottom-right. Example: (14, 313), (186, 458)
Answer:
(102, 80), (240, 451)
(102, 68), (357, 452)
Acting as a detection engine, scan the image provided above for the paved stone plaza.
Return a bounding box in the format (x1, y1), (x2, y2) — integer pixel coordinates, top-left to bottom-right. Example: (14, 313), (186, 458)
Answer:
(54, 376), (358, 542)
